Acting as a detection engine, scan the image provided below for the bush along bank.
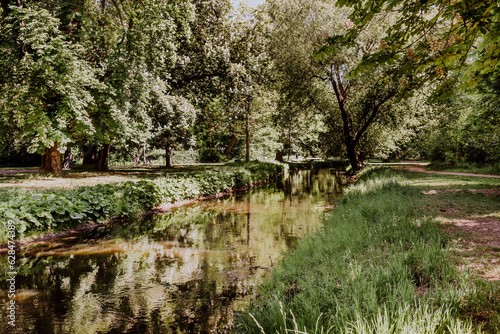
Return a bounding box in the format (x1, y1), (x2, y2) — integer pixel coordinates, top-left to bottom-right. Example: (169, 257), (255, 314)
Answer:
(236, 167), (500, 334)
(0, 161), (283, 243)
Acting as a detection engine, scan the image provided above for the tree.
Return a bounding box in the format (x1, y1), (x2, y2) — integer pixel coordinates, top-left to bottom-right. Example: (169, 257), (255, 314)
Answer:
(268, 0), (426, 171)
(418, 70), (500, 165)
(71, 0), (194, 170)
(319, 0), (500, 94)
(149, 82), (196, 168)
(227, 4), (273, 162)
(0, 3), (97, 176)
(0, 0), (196, 174)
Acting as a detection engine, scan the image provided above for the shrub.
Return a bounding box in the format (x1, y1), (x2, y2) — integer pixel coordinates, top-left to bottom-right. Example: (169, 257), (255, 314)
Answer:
(199, 148), (228, 163)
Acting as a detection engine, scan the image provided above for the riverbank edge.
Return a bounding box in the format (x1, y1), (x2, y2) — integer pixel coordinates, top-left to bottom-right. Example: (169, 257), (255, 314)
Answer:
(0, 161), (285, 249)
(236, 167), (500, 333)
(0, 177), (282, 253)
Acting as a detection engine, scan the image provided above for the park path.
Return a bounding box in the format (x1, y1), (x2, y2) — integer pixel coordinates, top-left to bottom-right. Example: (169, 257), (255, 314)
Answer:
(0, 169), (38, 174)
(402, 164), (500, 178)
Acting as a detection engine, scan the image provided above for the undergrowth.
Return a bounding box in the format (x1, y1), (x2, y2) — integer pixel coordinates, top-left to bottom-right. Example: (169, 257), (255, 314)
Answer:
(236, 167), (500, 333)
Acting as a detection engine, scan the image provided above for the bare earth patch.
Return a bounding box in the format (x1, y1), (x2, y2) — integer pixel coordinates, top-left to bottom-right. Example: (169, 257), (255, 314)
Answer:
(431, 203), (500, 281)
(407, 163), (500, 281)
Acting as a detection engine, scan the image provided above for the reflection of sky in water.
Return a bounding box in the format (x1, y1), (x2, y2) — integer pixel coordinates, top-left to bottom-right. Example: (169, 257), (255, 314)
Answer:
(0, 169), (345, 334)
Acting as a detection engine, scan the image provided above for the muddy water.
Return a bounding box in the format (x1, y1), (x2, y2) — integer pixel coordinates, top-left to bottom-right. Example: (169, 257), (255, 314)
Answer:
(0, 169), (345, 334)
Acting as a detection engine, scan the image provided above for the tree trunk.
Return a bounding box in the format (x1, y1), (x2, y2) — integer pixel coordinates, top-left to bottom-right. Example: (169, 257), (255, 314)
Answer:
(40, 142), (64, 177)
(246, 197), (251, 246)
(275, 152), (284, 162)
(82, 145), (96, 166)
(346, 140), (363, 172)
(165, 145), (172, 168)
(245, 109), (250, 162)
(287, 128), (291, 161)
(95, 144), (110, 171)
(225, 134), (237, 159)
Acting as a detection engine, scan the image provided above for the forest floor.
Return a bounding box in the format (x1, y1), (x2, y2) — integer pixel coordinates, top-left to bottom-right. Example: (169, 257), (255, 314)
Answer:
(401, 165), (500, 281)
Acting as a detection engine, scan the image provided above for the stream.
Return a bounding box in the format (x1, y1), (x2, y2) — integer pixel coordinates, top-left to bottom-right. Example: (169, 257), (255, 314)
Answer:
(0, 169), (345, 334)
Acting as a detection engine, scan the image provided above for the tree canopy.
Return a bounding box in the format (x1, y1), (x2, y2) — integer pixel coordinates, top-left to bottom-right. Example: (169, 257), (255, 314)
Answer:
(0, 0), (498, 173)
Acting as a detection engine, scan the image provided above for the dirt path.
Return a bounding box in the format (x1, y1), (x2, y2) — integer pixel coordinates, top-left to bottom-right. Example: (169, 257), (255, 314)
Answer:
(402, 164), (500, 178)
(0, 169), (38, 174)
(402, 165), (500, 281)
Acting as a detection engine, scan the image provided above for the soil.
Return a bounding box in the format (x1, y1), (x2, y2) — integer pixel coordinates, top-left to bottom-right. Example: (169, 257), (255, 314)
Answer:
(407, 165), (500, 281)
(438, 213), (500, 281)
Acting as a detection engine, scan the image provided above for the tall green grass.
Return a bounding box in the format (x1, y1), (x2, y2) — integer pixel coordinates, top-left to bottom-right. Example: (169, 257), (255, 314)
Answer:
(236, 168), (499, 333)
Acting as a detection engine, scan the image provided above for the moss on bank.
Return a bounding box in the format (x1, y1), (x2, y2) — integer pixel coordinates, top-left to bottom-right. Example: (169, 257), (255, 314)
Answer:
(236, 167), (500, 333)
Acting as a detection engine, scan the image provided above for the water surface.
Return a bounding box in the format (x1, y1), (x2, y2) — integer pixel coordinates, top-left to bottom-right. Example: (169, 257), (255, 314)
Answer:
(0, 169), (345, 333)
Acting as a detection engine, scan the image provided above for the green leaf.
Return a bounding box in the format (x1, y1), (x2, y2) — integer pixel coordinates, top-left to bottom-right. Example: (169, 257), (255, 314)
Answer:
(70, 212), (84, 220)
(362, 12), (375, 25)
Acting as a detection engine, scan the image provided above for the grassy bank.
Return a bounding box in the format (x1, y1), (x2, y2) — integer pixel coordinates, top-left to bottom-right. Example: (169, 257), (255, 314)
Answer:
(236, 167), (500, 333)
(0, 161), (283, 243)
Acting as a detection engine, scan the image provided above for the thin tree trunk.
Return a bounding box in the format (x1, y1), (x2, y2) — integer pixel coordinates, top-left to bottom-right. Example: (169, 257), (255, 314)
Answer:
(287, 128), (291, 161)
(40, 142), (64, 177)
(245, 108), (250, 162)
(345, 139), (363, 172)
(246, 197), (251, 246)
(225, 134), (237, 159)
(82, 145), (96, 166)
(165, 145), (172, 168)
(95, 144), (110, 171)
(275, 152), (284, 162)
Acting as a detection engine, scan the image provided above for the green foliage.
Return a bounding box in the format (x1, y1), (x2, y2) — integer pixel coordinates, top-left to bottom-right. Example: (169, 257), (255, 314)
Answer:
(199, 148), (228, 163)
(413, 79), (500, 165)
(428, 162), (500, 176)
(0, 4), (98, 154)
(267, 0), (438, 171)
(149, 90), (197, 155)
(0, 162), (283, 241)
(287, 159), (350, 170)
(327, 0), (500, 94)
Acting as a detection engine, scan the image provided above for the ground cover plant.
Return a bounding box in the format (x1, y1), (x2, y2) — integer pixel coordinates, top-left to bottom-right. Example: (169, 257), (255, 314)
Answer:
(236, 167), (500, 333)
(0, 161), (283, 243)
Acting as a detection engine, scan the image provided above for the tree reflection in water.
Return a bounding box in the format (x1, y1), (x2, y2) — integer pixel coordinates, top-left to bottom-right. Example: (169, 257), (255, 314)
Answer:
(0, 169), (346, 333)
